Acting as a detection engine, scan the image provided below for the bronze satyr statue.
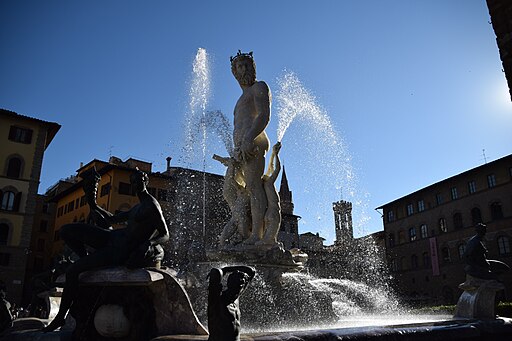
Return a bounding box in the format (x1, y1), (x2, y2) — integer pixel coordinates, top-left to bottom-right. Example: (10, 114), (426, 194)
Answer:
(463, 223), (509, 279)
(43, 168), (169, 332)
(207, 265), (255, 341)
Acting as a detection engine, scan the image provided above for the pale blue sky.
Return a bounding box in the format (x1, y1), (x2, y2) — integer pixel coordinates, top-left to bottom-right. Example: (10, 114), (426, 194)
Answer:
(1, 1), (510, 243)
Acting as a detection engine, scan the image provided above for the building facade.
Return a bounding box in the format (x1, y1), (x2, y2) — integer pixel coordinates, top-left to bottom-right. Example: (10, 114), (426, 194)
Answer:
(378, 154), (512, 304)
(486, 0), (512, 101)
(47, 156), (229, 268)
(0, 109), (60, 303)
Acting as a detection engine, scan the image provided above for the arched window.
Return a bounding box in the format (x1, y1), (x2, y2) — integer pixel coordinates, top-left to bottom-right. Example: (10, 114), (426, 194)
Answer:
(6, 157), (22, 178)
(458, 244), (466, 259)
(471, 207), (482, 225)
(498, 236), (510, 255)
(420, 224), (428, 238)
(0, 191), (20, 212)
(1, 192), (15, 211)
(490, 202), (503, 220)
(409, 227), (417, 242)
(453, 213), (463, 229)
(0, 223), (8, 245)
(439, 218), (447, 233)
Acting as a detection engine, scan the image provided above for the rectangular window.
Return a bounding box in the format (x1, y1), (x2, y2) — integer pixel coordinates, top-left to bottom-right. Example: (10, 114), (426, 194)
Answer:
(407, 204), (414, 216)
(0, 253), (10, 266)
(387, 210), (395, 222)
(80, 195), (87, 207)
(8, 126), (33, 144)
(100, 183), (111, 197)
(468, 181), (477, 194)
(450, 187), (458, 200)
(409, 227), (417, 241)
(118, 182), (132, 195)
(435, 193), (443, 205)
(75, 198), (80, 208)
(42, 203), (49, 214)
(487, 174), (496, 188)
(57, 206), (63, 217)
(67, 200), (74, 212)
(417, 200), (425, 212)
(39, 220), (48, 233)
(420, 224), (428, 238)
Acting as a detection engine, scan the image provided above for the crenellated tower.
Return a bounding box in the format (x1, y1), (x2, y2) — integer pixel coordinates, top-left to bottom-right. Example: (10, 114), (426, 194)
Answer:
(333, 200), (353, 246)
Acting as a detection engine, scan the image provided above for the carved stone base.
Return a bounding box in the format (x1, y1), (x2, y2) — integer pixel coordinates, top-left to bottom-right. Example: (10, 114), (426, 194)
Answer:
(454, 274), (505, 319)
(206, 245), (307, 271)
(55, 267), (207, 340)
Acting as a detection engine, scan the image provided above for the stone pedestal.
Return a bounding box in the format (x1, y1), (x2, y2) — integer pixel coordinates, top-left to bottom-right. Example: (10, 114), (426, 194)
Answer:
(55, 267), (207, 340)
(206, 244), (307, 276)
(454, 274), (505, 318)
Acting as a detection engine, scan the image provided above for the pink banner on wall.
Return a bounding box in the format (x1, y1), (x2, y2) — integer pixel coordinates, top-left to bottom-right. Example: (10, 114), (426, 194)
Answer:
(429, 237), (440, 276)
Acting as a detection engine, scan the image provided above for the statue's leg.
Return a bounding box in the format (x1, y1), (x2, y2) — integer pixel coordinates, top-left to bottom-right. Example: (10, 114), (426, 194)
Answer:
(263, 208), (281, 244)
(243, 156), (267, 244)
(60, 223), (111, 257)
(219, 220), (237, 246)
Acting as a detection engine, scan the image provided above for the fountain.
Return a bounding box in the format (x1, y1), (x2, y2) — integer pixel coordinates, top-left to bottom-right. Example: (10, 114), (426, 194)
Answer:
(170, 49), (401, 332)
(4, 48), (511, 340)
(170, 48), (512, 340)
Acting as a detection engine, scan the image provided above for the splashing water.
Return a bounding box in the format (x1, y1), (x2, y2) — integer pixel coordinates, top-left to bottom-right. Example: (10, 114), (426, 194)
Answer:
(274, 70), (372, 241)
(276, 71), (337, 144)
(182, 48), (211, 166)
(200, 110), (234, 157)
(180, 48), (211, 239)
(186, 266), (403, 332)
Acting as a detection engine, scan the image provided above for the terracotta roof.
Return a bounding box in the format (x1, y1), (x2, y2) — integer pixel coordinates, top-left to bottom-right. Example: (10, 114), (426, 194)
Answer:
(1, 108), (61, 149)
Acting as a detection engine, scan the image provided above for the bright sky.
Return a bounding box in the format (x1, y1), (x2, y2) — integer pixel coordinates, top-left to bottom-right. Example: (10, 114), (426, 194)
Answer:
(1, 1), (511, 244)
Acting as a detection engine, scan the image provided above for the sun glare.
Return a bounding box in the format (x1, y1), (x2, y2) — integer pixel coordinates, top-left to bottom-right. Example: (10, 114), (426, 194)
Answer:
(494, 80), (512, 111)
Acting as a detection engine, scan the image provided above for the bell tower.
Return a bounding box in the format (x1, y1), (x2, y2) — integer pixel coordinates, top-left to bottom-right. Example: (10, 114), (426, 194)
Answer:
(333, 200), (353, 246)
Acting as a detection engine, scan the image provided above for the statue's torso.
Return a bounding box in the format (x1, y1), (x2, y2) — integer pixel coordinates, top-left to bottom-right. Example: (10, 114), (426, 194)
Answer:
(233, 81), (270, 149)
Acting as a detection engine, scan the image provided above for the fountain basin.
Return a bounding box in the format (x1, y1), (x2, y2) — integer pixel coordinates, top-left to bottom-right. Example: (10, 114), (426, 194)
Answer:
(152, 317), (512, 341)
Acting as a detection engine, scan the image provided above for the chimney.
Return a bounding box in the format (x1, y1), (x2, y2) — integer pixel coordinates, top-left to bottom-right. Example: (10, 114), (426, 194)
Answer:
(166, 157), (172, 171)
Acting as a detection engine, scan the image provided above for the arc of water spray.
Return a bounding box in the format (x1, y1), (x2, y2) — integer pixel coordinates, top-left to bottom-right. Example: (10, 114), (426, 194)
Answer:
(275, 71), (337, 145)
